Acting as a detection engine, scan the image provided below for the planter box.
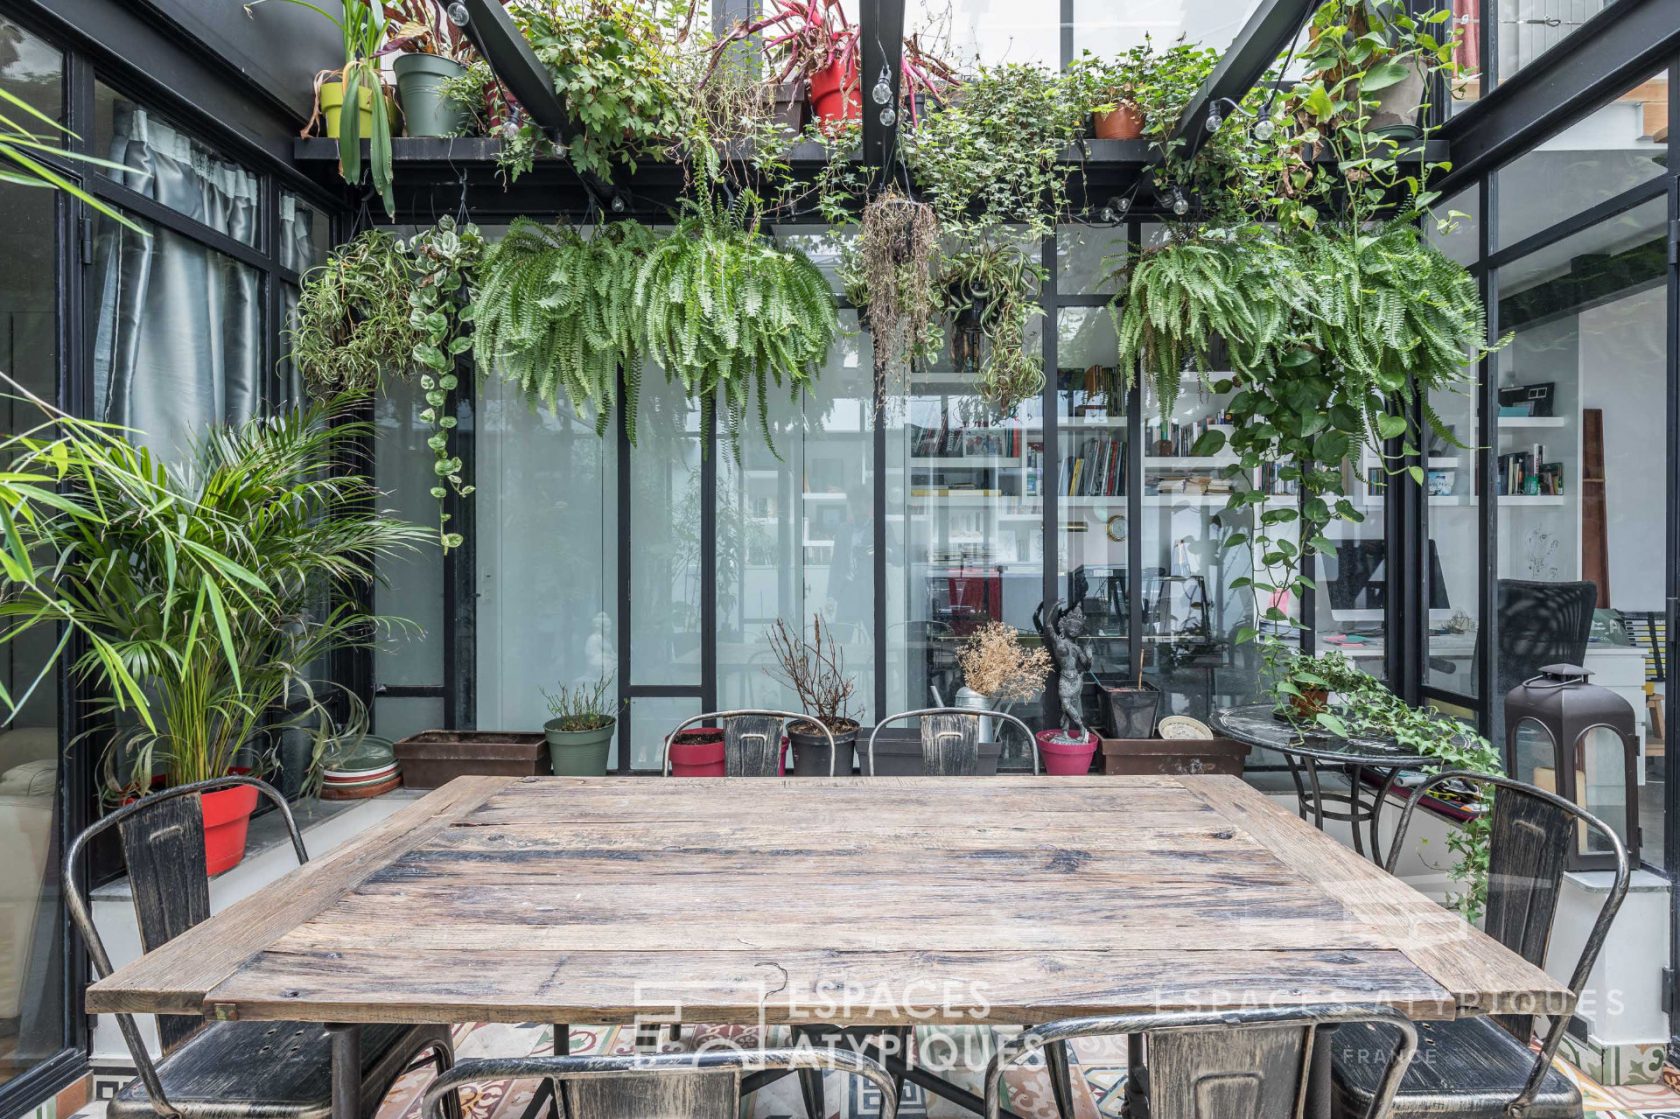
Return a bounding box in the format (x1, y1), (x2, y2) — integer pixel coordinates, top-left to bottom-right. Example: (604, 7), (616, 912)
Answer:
(860, 728), (1004, 775)
(1100, 737), (1248, 777)
(392, 730), (550, 788)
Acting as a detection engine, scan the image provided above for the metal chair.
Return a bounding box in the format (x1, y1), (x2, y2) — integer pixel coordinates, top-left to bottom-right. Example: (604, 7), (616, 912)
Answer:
(1491, 580), (1597, 748)
(867, 707), (1040, 775)
(422, 1047), (899, 1119)
(662, 710), (838, 776)
(65, 775), (456, 1119)
(986, 1005), (1418, 1119)
(1330, 772), (1630, 1119)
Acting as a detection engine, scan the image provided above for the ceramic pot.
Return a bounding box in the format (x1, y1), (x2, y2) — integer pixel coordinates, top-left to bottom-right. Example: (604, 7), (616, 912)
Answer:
(1092, 102), (1144, 140)
(789, 720), (858, 776)
(808, 60), (860, 128)
(394, 53), (470, 137)
(201, 783), (260, 875)
(544, 717), (614, 776)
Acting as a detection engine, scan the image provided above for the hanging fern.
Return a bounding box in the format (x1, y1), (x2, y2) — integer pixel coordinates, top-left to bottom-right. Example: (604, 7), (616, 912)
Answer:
(472, 218), (656, 439)
(634, 195), (839, 456)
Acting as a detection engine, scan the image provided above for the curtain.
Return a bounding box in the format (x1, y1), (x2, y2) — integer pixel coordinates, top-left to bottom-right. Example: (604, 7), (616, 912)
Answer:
(89, 102), (318, 457)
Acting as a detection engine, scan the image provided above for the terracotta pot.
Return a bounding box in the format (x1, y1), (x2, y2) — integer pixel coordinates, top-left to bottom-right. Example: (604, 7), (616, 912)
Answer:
(1092, 102), (1144, 140)
(201, 783), (260, 876)
(1289, 687), (1331, 719)
(1036, 729), (1099, 776)
(669, 728), (726, 777)
(808, 60), (860, 128)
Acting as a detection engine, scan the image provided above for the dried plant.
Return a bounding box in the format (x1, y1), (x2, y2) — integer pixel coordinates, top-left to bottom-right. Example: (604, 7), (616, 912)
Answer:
(957, 621), (1052, 702)
(766, 614), (857, 730)
(847, 187), (942, 396)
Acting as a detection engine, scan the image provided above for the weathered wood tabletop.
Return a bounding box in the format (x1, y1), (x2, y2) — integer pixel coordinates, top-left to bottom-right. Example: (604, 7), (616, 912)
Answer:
(86, 775), (1570, 1028)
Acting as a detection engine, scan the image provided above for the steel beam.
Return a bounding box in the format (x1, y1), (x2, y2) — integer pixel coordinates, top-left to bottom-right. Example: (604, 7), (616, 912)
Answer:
(456, 0), (572, 138)
(1167, 0), (1321, 162)
(858, 0), (906, 172)
(1435, 0), (1680, 194)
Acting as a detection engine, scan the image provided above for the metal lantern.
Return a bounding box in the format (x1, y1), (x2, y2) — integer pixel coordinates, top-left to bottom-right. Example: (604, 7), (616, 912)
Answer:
(1505, 663), (1640, 870)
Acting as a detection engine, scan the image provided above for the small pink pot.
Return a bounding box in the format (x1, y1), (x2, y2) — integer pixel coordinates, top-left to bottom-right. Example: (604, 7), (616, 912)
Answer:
(1037, 730), (1099, 776)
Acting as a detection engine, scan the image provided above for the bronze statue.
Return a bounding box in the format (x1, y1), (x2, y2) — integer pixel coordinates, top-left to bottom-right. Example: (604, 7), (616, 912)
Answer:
(1035, 599), (1092, 742)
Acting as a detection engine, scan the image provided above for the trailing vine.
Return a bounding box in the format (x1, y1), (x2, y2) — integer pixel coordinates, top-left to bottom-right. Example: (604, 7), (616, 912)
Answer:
(402, 217), (484, 552)
(941, 245), (1044, 415)
(291, 229), (418, 398)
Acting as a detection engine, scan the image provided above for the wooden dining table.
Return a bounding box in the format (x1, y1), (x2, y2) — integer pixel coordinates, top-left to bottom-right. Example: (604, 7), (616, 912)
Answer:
(88, 775), (1570, 1118)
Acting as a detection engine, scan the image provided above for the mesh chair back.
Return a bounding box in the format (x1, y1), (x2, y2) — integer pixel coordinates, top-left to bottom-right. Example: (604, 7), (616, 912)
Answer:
(1495, 579), (1596, 701)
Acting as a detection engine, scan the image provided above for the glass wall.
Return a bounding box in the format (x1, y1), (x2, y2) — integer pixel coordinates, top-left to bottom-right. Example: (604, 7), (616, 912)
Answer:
(0, 20), (63, 1089)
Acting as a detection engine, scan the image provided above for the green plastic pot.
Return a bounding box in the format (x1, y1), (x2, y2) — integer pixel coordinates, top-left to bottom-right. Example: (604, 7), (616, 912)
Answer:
(544, 717), (614, 776)
(394, 53), (470, 138)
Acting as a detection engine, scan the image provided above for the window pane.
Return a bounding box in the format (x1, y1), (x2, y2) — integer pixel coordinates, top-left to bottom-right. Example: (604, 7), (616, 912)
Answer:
(93, 81), (260, 247)
(0, 162), (65, 1094)
(1425, 374), (1479, 696)
(0, 18), (62, 126)
(477, 376), (618, 733)
(88, 210), (262, 461)
(885, 320), (1045, 767)
(280, 190), (329, 274)
(1492, 67), (1667, 250)
(1494, 0), (1608, 86)
(1056, 224), (1127, 296)
(911, 0), (1060, 67)
(1055, 308), (1128, 730)
(374, 375), (445, 691)
(1493, 201), (1667, 867)
(630, 371), (704, 686)
(717, 312), (873, 723)
(1432, 188), (1480, 268)
(1072, 0), (1265, 57)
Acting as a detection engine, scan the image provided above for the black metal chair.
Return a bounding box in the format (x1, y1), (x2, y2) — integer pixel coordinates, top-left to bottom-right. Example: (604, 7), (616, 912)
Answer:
(662, 709), (838, 776)
(65, 775), (457, 1119)
(422, 1047), (900, 1119)
(1330, 772), (1630, 1119)
(986, 1005), (1418, 1119)
(867, 706), (1041, 775)
(1492, 580), (1597, 747)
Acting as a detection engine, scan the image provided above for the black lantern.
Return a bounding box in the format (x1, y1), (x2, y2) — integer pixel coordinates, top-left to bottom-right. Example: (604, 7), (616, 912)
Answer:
(1505, 663), (1640, 870)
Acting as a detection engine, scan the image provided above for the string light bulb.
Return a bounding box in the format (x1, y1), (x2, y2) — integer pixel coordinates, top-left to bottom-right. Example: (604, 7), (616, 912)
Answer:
(879, 106), (897, 127)
(1206, 105), (1223, 133)
(610, 195), (626, 213)
(1170, 186), (1189, 216)
(445, 1), (469, 26)
(1253, 116), (1276, 141)
(871, 67), (894, 106)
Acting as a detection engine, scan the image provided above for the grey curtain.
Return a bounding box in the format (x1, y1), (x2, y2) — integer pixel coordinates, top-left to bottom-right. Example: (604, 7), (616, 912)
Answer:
(90, 103), (318, 456)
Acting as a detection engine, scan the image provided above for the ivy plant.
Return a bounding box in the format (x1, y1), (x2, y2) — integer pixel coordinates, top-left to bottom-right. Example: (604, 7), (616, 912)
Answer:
(1265, 642), (1503, 920)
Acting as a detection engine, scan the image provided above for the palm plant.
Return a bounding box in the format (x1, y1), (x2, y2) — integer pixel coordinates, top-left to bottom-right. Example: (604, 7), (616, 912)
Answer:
(1, 88), (144, 231)
(0, 386), (425, 793)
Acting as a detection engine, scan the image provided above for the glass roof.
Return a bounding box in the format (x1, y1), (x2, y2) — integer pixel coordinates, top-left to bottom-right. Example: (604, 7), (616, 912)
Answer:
(895, 0), (1263, 69)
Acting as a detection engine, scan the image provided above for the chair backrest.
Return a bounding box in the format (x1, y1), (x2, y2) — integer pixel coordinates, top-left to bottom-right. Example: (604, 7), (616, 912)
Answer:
(1493, 580), (1596, 738)
(662, 710), (836, 776)
(423, 1047), (899, 1119)
(1384, 770), (1629, 1114)
(62, 776), (304, 1110)
(868, 707), (1040, 775)
(983, 1005), (1416, 1119)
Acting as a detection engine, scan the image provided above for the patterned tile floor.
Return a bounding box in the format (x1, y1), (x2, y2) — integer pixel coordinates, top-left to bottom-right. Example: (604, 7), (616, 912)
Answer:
(373, 1022), (1680, 1119)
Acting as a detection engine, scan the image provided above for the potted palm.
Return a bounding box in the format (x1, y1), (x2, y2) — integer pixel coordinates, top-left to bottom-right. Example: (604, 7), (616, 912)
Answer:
(542, 677), (617, 776)
(0, 388), (423, 874)
(767, 615), (858, 775)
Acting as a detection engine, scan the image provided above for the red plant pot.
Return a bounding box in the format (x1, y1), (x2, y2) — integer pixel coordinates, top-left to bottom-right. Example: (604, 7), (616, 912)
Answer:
(808, 60), (860, 128)
(1036, 730), (1099, 776)
(200, 783), (260, 875)
(669, 728), (727, 777)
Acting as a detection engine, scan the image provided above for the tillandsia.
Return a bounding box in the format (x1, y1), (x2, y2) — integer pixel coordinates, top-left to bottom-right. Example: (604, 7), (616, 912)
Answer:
(634, 193), (839, 458)
(941, 244), (1045, 415)
(844, 187), (942, 397)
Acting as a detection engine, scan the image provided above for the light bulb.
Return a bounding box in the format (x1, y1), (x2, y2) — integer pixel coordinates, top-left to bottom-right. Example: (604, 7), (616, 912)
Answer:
(610, 194), (626, 213)
(1099, 206), (1115, 223)
(871, 67), (894, 106)
(878, 106), (897, 127)
(1207, 106), (1223, 133)
(1170, 187), (1189, 216)
(1253, 117), (1276, 142)
(445, 1), (469, 26)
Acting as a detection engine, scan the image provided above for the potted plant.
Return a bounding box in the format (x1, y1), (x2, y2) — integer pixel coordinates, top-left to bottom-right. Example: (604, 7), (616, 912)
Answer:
(704, 0), (859, 127)
(386, 0), (477, 138)
(251, 0), (400, 213)
(1104, 657), (1162, 740)
(0, 387), (423, 874)
(1067, 44), (1150, 139)
(542, 677), (618, 776)
(767, 615), (858, 775)
(955, 621), (1052, 721)
(668, 726), (727, 776)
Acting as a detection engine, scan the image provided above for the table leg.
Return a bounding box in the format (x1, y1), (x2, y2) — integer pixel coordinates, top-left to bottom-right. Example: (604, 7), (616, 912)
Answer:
(1345, 765), (1367, 858)
(1304, 756), (1326, 830)
(1285, 752), (1313, 824)
(1369, 768), (1403, 867)
(1122, 1033), (1149, 1119)
(327, 1023), (360, 1119)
